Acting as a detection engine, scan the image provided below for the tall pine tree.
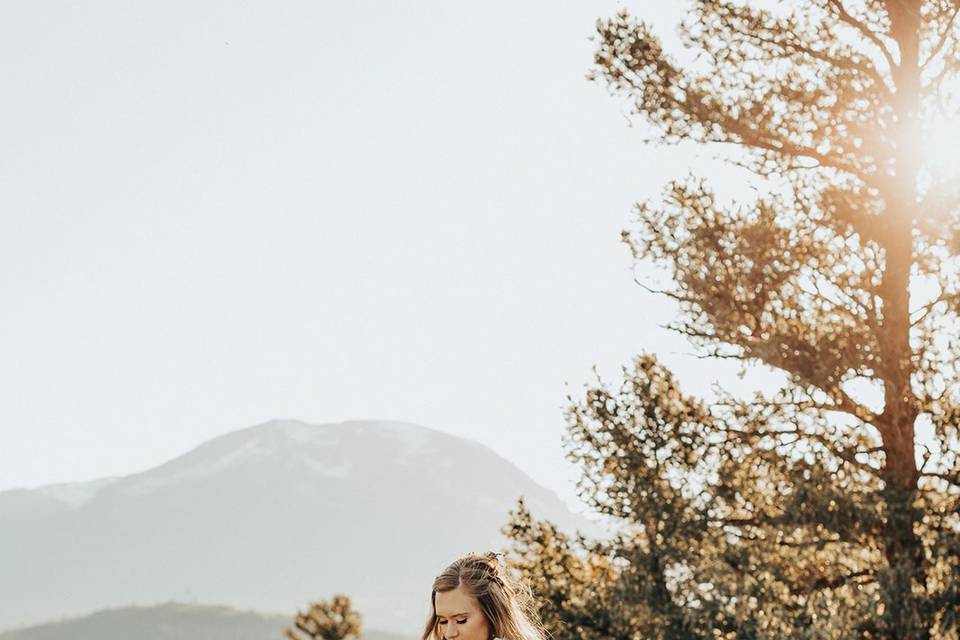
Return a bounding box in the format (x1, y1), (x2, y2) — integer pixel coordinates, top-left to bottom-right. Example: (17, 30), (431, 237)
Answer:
(505, 2), (960, 638)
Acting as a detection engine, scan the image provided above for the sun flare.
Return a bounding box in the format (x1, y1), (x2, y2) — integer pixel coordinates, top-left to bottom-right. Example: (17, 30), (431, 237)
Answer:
(921, 113), (960, 180)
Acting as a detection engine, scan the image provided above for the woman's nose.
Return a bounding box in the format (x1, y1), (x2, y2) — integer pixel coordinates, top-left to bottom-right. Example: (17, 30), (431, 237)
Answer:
(446, 626), (459, 638)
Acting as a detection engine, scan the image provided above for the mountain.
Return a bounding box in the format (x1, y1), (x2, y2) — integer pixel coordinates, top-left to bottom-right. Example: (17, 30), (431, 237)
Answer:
(0, 420), (590, 633)
(0, 602), (412, 640)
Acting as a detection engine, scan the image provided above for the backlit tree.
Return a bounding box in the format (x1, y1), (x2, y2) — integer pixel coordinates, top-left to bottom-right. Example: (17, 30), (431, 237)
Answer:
(506, 2), (960, 638)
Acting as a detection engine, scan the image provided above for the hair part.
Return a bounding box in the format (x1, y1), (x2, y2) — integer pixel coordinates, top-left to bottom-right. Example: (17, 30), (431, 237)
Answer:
(422, 552), (546, 640)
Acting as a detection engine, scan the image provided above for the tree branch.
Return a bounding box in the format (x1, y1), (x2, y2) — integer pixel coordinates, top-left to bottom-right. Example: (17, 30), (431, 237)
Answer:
(921, 3), (960, 69)
(825, 0), (899, 73)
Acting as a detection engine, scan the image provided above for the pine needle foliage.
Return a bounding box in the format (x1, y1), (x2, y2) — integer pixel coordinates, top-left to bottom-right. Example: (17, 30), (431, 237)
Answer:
(284, 595), (362, 640)
(505, 2), (960, 639)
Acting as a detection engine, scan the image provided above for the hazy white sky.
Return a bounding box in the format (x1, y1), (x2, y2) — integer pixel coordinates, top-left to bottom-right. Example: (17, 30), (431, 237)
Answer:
(1, 1), (778, 511)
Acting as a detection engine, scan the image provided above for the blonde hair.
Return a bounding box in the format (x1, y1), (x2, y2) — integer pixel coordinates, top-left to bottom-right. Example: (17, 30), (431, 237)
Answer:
(422, 552), (546, 640)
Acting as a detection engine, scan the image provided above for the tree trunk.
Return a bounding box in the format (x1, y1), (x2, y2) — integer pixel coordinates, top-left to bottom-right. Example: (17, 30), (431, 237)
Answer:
(878, 2), (927, 637)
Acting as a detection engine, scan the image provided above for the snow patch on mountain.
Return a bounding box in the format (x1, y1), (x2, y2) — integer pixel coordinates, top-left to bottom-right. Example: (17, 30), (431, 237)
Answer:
(108, 419), (441, 495)
(270, 419), (338, 446)
(120, 438), (264, 496)
(300, 456), (352, 478)
(342, 419), (434, 456)
(34, 477), (120, 509)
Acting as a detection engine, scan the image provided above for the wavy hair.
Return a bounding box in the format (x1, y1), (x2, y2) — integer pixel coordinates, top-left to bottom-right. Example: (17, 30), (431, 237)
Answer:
(422, 552), (546, 640)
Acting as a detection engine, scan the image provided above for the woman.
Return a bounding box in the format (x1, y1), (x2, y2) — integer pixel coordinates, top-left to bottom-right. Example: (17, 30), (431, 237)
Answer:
(422, 552), (546, 640)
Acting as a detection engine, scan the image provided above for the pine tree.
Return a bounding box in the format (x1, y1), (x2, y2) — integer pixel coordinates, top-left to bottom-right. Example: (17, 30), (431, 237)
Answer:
(284, 595), (362, 640)
(506, 2), (960, 638)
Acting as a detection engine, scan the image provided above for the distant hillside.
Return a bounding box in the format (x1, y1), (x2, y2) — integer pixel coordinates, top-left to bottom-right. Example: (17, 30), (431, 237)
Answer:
(0, 602), (413, 640)
(0, 420), (591, 633)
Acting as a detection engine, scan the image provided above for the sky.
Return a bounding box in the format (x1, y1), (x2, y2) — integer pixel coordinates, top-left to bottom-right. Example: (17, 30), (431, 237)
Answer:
(1, 0), (781, 512)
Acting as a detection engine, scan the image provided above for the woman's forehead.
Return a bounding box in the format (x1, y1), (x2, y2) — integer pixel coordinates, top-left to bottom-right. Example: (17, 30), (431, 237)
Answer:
(435, 586), (480, 616)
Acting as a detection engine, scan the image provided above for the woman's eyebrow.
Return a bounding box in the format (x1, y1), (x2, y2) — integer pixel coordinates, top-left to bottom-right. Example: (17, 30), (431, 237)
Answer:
(437, 613), (469, 618)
